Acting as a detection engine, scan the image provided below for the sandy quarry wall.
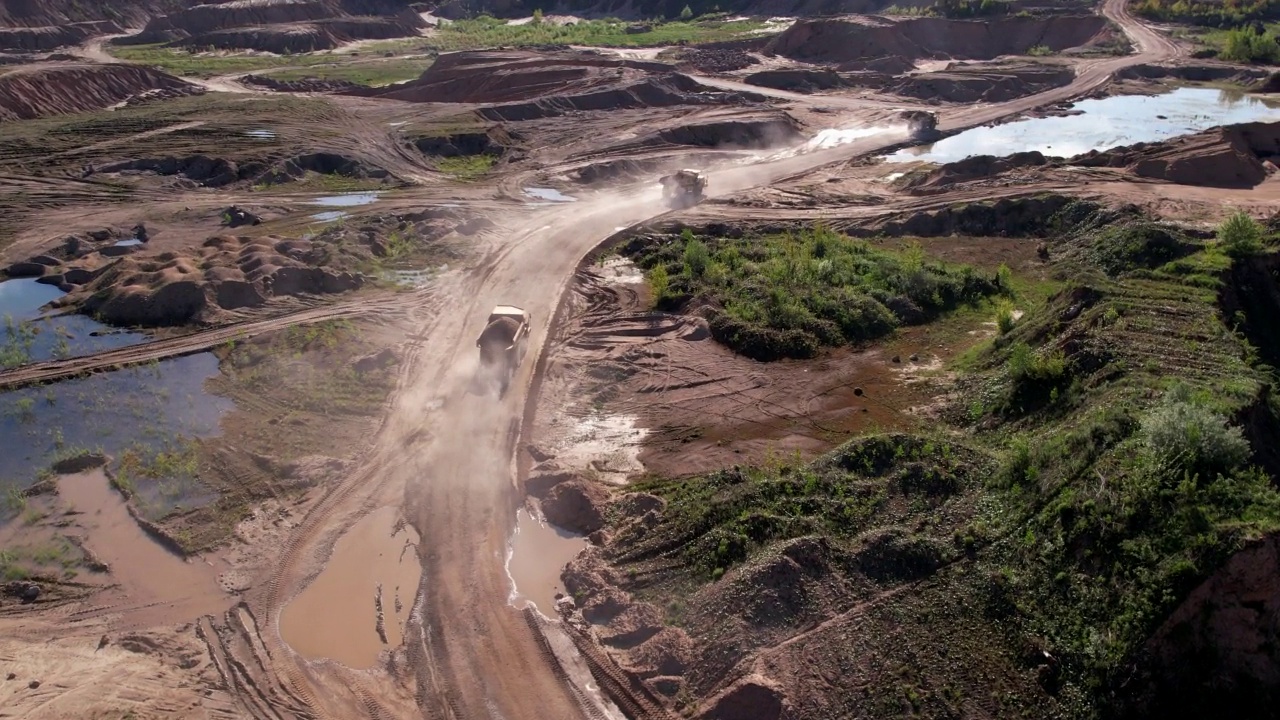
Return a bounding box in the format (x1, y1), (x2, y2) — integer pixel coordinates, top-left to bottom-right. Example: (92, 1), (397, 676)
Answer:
(765, 15), (1111, 70)
(0, 0), (181, 28)
(0, 64), (196, 122)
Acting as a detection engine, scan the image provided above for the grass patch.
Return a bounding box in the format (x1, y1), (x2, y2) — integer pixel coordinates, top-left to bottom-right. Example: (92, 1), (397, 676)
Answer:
(623, 435), (994, 581)
(261, 57), (434, 86)
(430, 15), (771, 50)
(624, 225), (1005, 360)
(109, 42), (341, 78)
(433, 154), (497, 180)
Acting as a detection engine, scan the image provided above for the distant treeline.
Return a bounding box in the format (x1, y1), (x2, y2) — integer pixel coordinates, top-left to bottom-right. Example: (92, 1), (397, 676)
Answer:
(1134, 0), (1280, 28)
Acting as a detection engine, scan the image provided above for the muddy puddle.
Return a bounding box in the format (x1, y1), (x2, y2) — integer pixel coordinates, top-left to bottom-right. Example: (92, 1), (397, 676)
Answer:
(0, 278), (148, 366)
(56, 467), (227, 616)
(0, 353), (231, 519)
(310, 191), (381, 207)
(111, 237), (144, 247)
(549, 413), (647, 485)
(596, 257), (644, 284)
(280, 505), (421, 668)
(890, 87), (1280, 163)
(524, 187), (578, 203)
(309, 210), (348, 223)
(381, 265), (445, 287)
(507, 508), (587, 615)
(245, 129), (276, 139)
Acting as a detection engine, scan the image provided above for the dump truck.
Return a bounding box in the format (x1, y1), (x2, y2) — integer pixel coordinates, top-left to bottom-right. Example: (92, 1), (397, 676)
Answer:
(899, 110), (941, 142)
(658, 169), (707, 209)
(475, 305), (531, 395)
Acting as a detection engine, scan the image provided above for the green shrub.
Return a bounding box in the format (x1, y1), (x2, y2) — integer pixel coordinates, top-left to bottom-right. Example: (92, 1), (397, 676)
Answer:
(995, 300), (1016, 334)
(1220, 27), (1280, 63)
(1141, 389), (1251, 478)
(1217, 211), (1265, 257)
(626, 227), (1000, 360)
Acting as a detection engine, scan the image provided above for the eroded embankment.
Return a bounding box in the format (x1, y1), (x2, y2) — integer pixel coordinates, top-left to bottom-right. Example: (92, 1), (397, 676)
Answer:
(766, 14), (1113, 73)
(0, 64), (202, 122)
(351, 49), (766, 121)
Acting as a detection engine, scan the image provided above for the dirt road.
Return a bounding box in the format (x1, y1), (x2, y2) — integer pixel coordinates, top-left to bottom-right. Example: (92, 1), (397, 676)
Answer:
(33, 2), (1182, 717)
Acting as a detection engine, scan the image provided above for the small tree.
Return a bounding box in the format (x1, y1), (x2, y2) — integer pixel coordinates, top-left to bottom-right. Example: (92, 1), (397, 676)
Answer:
(680, 4), (694, 19)
(1217, 211), (1264, 257)
(532, 8), (543, 24)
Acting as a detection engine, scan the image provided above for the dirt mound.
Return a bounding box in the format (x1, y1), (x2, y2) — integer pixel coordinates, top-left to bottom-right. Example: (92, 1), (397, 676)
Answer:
(173, 16), (424, 53)
(540, 479), (609, 534)
(52, 209), (467, 327)
(98, 150), (391, 188)
(902, 151), (1050, 190)
(657, 114), (802, 148)
(121, 0), (423, 47)
(744, 68), (848, 93)
(73, 236), (363, 325)
(1071, 121), (1280, 189)
(242, 73), (361, 93)
(892, 62), (1075, 103)
(352, 50), (763, 120)
(0, 63), (199, 122)
(1118, 62), (1270, 85)
(352, 50), (667, 104)
(696, 675), (789, 720)
(674, 48), (760, 74)
(413, 126), (518, 157)
(0, 21), (121, 51)
(765, 15), (1111, 73)
(868, 193), (1076, 237)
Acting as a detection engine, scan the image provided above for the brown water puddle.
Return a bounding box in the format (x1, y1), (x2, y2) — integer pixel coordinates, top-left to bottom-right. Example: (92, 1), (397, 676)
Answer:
(56, 469), (228, 621)
(507, 507), (587, 615)
(280, 505), (421, 668)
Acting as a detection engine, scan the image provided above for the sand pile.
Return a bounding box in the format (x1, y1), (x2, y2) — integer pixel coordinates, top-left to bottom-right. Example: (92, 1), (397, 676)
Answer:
(1071, 121), (1280, 189)
(0, 63), (199, 122)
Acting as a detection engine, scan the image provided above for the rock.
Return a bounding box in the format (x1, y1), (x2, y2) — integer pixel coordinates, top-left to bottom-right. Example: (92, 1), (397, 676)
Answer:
(18, 583), (39, 603)
(215, 280), (266, 310)
(99, 244), (139, 257)
(87, 230), (111, 242)
(222, 206), (261, 228)
(92, 280), (206, 326)
(133, 224), (149, 241)
(51, 453), (107, 474)
(696, 674), (788, 720)
(62, 268), (96, 285)
(354, 348), (398, 373)
(526, 445), (555, 463)
(526, 469), (576, 498)
(5, 262), (46, 277)
(541, 480), (609, 534)
(5, 672), (14, 680)
(909, 353), (920, 362)
(27, 680), (39, 689)
(891, 355), (901, 363)
(30, 255), (61, 267)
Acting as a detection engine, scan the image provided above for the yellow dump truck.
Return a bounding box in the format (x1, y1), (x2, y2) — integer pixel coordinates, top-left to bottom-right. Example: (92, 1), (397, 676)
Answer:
(659, 169), (707, 209)
(475, 305), (531, 395)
